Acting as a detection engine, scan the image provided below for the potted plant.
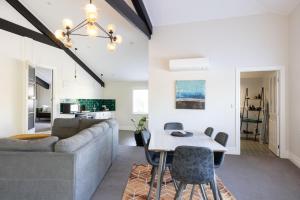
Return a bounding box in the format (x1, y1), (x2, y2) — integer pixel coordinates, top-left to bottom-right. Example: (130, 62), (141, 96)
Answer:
(131, 117), (147, 146)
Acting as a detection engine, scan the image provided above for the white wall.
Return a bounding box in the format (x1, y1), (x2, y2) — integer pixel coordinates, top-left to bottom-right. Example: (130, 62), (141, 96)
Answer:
(0, 4), (102, 137)
(289, 5), (300, 166)
(149, 14), (289, 154)
(103, 81), (148, 130)
(36, 84), (52, 108)
(0, 58), (24, 137)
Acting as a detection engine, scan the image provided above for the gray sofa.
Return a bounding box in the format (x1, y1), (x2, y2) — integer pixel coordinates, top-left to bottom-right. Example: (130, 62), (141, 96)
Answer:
(0, 118), (119, 200)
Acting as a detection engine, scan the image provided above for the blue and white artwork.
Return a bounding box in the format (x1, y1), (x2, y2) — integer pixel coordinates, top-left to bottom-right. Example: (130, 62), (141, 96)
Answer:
(176, 80), (206, 109)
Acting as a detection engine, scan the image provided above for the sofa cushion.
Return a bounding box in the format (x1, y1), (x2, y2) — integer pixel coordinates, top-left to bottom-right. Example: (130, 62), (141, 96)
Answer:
(88, 122), (109, 138)
(0, 136), (59, 152)
(52, 118), (80, 139)
(79, 119), (105, 132)
(55, 129), (93, 153)
(105, 119), (118, 129)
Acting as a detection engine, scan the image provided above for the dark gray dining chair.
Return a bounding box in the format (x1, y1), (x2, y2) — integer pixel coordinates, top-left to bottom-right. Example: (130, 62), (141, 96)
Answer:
(164, 122), (184, 130)
(213, 132), (229, 200)
(141, 130), (174, 200)
(204, 127), (214, 137)
(171, 146), (218, 200)
(214, 132), (229, 168)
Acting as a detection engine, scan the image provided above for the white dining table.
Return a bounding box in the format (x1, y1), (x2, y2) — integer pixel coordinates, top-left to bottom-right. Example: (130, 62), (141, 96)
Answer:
(148, 130), (227, 200)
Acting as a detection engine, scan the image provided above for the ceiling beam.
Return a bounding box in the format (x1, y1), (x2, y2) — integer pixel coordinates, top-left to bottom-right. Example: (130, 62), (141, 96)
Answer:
(5, 0), (105, 87)
(105, 0), (151, 39)
(131, 0), (152, 35)
(0, 18), (57, 48)
(36, 76), (50, 89)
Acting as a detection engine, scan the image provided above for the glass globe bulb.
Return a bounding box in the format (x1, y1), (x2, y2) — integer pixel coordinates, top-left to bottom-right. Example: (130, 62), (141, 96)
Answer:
(87, 23), (98, 36)
(114, 35), (122, 44)
(85, 3), (97, 23)
(62, 18), (73, 29)
(64, 38), (73, 48)
(55, 29), (65, 40)
(107, 24), (116, 33)
(107, 42), (116, 52)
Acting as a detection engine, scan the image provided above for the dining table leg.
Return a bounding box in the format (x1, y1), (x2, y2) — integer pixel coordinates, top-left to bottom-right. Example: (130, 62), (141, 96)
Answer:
(155, 151), (167, 200)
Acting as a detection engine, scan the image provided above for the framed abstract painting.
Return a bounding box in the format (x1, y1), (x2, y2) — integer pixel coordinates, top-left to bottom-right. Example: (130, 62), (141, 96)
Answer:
(175, 80), (206, 110)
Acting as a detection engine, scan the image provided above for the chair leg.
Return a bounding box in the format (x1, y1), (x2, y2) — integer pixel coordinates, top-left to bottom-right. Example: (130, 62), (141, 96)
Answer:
(210, 181), (219, 200)
(174, 182), (185, 200)
(189, 185), (195, 200)
(169, 166), (179, 191)
(199, 184), (208, 200)
(148, 167), (154, 184)
(214, 174), (222, 200)
(156, 152), (167, 200)
(217, 185), (223, 200)
(147, 166), (157, 200)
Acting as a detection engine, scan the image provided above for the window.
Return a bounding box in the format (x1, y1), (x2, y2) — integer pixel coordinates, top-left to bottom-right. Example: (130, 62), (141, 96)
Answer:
(133, 89), (148, 114)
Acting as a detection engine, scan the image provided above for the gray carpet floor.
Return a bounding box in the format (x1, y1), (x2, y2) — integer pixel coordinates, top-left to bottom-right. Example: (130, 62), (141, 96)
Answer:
(92, 132), (300, 200)
(35, 121), (51, 132)
(119, 130), (136, 146)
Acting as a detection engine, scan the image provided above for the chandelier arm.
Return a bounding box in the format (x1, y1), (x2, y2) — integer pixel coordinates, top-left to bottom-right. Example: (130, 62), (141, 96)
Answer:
(95, 22), (110, 37)
(69, 19), (88, 34)
(70, 33), (110, 39)
(96, 36), (111, 39)
(69, 33), (90, 37)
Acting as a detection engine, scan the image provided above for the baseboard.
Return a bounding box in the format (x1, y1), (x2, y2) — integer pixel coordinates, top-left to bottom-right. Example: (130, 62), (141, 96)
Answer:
(280, 150), (289, 159)
(226, 146), (240, 155)
(289, 152), (300, 168)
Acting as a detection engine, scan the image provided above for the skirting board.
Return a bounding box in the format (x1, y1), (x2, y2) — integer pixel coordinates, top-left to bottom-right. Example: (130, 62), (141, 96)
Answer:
(226, 147), (240, 155)
(289, 152), (300, 168)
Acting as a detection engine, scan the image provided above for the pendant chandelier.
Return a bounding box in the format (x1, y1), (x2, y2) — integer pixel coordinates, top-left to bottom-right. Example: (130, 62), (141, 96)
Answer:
(54, 0), (122, 51)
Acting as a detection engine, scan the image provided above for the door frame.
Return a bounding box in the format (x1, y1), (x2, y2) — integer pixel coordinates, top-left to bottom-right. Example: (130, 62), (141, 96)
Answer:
(235, 66), (287, 158)
(34, 66), (54, 133)
(22, 62), (55, 133)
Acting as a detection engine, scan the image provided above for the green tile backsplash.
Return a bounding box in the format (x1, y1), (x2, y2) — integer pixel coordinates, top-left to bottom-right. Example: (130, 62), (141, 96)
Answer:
(60, 99), (116, 111)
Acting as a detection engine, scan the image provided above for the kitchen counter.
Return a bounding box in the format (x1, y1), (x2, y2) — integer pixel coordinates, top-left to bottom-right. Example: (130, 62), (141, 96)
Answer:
(59, 111), (114, 119)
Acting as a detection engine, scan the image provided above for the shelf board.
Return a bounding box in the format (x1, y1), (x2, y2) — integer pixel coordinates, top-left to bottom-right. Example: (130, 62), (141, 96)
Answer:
(246, 109), (264, 112)
(241, 107), (264, 111)
(246, 98), (262, 101)
(242, 118), (262, 123)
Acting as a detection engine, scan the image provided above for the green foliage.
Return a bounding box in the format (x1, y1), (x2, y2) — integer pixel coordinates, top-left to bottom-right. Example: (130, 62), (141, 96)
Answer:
(131, 117), (147, 134)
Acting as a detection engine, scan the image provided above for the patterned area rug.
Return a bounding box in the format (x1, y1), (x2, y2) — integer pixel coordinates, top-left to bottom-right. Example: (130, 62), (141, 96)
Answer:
(122, 164), (236, 200)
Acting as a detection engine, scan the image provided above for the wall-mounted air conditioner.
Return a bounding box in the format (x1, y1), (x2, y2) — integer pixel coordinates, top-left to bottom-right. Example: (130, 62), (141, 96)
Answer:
(169, 58), (209, 71)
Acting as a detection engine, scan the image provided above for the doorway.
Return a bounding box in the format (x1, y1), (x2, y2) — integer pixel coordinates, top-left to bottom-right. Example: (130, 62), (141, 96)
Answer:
(238, 70), (280, 157)
(27, 66), (53, 133)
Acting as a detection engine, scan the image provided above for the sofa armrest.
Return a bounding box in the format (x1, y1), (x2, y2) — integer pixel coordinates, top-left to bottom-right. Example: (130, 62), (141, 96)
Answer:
(0, 151), (75, 200)
(105, 119), (119, 160)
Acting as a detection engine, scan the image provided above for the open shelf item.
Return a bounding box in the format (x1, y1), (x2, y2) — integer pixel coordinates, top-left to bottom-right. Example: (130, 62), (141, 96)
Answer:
(240, 87), (264, 140)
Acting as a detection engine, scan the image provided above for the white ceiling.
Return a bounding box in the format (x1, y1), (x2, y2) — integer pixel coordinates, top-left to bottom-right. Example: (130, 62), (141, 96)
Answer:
(144, 0), (300, 26)
(11, 0), (300, 83)
(20, 0), (149, 82)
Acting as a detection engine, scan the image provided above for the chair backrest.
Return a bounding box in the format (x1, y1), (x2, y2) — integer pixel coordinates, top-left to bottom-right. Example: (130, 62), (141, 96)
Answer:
(214, 132), (229, 167)
(164, 122), (184, 130)
(204, 127), (214, 137)
(215, 132), (228, 147)
(171, 146), (214, 184)
(141, 130), (156, 165)
(141, 130), (151, 147)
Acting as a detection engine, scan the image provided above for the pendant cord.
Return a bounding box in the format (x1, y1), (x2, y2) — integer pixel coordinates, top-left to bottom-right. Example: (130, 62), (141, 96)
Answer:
(74, 48), (78, 79)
